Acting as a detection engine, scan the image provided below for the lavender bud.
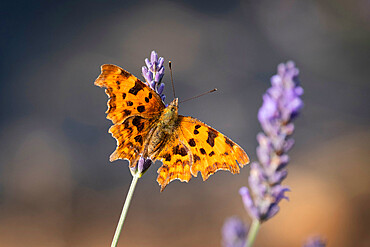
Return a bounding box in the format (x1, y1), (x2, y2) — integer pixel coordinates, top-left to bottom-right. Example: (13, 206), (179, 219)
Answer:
(303, 236), (327, 247)
(222, 217), (248, 247)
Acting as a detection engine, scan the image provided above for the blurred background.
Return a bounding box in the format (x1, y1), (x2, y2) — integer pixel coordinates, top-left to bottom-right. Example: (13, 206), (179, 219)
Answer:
(1, 0), (369, 246)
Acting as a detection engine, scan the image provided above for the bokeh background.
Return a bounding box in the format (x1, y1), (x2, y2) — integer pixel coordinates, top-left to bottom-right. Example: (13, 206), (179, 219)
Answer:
(1, 0), (369, 246)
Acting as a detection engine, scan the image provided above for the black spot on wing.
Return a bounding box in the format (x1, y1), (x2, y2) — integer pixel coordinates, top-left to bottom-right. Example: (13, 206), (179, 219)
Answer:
(173, 145), (187, 157)
(194, 154), (201, 162)
(148, 92), (153, 99)
(225, 136), (234, 148)
(137, 105), (145, 113)
(206, 128), (218, 147)
(188, 138), (196, 147)
(163, 153), (171, 161)
(123, 109), (131, 116)
(194, 129), (199, 135)
(134, 135), (143, 145)
(122, 93), (126, 99)
(121, 70), (130, 78)
(195, 124), (201, 129)
(209, 151), (215, 157)
(132, 116), (141, 126)
(132, 116), (145, 132)
(200, 148), (206, 155)
(128, 80), (144, 95)
(127, 101), (133, 106)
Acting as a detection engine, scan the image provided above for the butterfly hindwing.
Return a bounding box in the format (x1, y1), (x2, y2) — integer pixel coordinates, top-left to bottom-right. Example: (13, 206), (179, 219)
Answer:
(94, 64), (165, 124)
(155, 116), (249, 191)
(179, 116), (249, 180)
(109, 115), (156, 166)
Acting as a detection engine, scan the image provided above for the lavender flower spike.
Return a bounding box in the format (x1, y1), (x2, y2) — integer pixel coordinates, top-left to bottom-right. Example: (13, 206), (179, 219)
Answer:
(222, 217), (248, 247)
(142, 50), (166, 105)
(240, 61), (303, 222)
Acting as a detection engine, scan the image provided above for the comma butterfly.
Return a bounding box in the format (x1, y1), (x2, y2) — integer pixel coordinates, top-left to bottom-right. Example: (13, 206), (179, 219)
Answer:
(95, 64), (249, 191)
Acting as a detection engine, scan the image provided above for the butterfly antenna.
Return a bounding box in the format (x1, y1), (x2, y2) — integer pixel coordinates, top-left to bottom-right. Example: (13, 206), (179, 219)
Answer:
(169, 61), (176, 99)
(179, 88), (218, 104)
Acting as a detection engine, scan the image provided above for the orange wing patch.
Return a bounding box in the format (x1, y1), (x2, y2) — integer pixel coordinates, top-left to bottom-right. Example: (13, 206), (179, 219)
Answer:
(179, 116), (249, 180)
(156, 138), (193, 191)
(109, 115), (155, 166)
(94, 64), (165, 124)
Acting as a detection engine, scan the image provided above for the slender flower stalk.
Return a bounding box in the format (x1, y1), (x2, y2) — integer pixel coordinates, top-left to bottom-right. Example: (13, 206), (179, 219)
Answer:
(111, 173), (140, 247)
(110, 51), (165, 246)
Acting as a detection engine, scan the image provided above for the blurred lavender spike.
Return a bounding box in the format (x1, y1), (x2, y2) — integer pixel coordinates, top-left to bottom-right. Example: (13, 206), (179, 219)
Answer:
(141, 50), (166, 105)
(222, 217), (248, 247)
(240, 61), (303, 222)
(303, 236), (327, 247)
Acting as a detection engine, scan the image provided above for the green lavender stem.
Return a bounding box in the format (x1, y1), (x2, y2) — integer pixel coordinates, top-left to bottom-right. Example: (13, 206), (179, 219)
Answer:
(245, 219), (260, 247)
(111, 174), (140, 247)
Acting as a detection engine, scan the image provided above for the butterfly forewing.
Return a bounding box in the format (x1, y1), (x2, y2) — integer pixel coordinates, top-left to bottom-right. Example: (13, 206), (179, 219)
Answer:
(95, 64), (165, 166)
(94, 64), (165, 124)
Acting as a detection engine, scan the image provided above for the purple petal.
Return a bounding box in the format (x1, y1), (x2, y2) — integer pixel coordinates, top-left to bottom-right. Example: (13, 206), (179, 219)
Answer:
(151, 50), (158, 63)
(138, 158), (152, 174)
(155, 71), (163, 83)
(264, 204), (280, 221)
(303, 236), (327, 247)
(271, 75), (282, 87)
(258, 94), (278, 123)
(270, 170), (288, 184)
(157, 83), (165, 95)
(145, 58), (151, 68)
(158, 57), (164, 68)
(222, 217), (248, 247)
(272, 185), (290, 203)
(239, 187), (260, 220)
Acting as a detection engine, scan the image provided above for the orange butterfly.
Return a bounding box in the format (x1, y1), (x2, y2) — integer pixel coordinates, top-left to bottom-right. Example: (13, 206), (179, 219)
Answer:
(95, 64), (249, 191)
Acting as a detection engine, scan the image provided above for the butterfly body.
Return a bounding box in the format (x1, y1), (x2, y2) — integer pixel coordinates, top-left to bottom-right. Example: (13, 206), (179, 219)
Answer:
(143, 98), (179, 158)
(95, 64), (249, 191)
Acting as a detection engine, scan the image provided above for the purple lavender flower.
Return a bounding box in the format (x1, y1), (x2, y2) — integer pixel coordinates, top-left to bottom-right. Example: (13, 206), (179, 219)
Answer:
(222, 217), (248, 247)
(130, 156), (153, 177)
(142, 50), (166, 104)
(303, 236), (327, 247)
(240, 61), (303, 222)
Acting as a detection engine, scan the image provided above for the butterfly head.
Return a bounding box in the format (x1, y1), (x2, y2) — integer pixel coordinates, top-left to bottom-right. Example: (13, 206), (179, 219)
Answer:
(161, 98), (179, 124)
(166, 97), (178, 114)
(168, 98), (178, 108)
